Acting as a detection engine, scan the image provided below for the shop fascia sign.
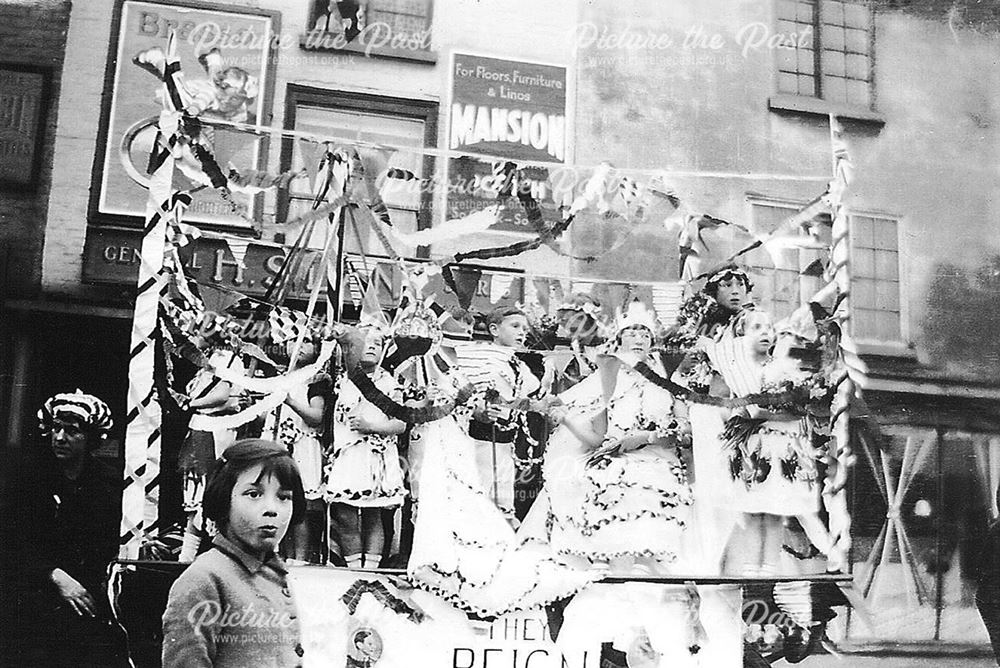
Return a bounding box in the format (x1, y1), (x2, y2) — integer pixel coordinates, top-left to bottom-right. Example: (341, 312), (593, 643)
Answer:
(83, 227), (524, 309)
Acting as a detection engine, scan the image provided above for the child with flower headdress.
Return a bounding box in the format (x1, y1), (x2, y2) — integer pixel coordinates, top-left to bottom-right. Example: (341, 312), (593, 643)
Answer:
(666, 265), (754, 574)
(6, 391), (124, 666)
(391, 279), (598, 615)
(532, 299), (694, 574)
(323, 298), (407, 569)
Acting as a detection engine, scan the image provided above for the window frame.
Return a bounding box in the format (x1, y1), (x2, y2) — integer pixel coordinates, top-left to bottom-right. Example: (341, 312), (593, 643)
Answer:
(768, 0), (885, 125)
(300, 0), (437, 63)
(278, 85), (439, 259)
(745, 195), (828, 323)
(745, 196), (910, 354)
(848, 209), (911, 354)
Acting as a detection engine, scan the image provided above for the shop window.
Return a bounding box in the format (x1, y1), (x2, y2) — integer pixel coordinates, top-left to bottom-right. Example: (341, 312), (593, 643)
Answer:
(279, 86), (438, 259)
(843, 425), (999, 644)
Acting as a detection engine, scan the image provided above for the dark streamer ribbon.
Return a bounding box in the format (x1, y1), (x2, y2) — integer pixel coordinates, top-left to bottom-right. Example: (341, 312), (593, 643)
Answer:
(347, 365), (475, 424)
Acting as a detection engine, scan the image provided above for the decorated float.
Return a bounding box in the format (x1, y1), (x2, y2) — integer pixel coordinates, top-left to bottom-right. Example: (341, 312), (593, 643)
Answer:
(107, 32), (864, 668)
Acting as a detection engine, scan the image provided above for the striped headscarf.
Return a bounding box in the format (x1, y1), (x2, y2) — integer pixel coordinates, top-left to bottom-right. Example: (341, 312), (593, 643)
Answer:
(38, 390), (114, 437)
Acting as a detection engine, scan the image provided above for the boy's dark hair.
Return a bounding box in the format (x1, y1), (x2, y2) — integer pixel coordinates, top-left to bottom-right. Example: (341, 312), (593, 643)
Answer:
(703, 267), (754, 300)
(203, 439), (306, 529)
(486, 306), (526, 330)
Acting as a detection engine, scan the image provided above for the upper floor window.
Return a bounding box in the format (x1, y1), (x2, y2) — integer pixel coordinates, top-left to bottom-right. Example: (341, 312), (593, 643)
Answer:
(746, 198), (903, 346)
(305, 0), (434, 62)
(279, 86), (438, 258)
(746, 199), (826, 323)
(851, 213), (902, 344)
(775, 0), (874, 110)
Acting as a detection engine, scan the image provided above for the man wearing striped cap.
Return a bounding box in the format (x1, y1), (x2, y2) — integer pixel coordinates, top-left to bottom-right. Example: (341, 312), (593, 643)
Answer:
(5, 390), (126, 666)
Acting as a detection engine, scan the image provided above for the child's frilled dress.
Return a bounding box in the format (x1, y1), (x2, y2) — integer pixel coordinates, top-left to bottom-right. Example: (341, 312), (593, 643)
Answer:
(405, 368), (598, 617)
(264, 374), (331, 500)
(323, 369), (406, 508)
(530, 361), (694, 568)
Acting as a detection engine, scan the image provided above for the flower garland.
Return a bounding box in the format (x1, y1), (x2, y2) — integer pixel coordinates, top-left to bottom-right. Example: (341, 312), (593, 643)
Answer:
(347, 365), (475, 424)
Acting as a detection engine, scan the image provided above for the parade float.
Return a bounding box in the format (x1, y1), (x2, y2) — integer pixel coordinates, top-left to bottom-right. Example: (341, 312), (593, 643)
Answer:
(105, 31), (862, 668)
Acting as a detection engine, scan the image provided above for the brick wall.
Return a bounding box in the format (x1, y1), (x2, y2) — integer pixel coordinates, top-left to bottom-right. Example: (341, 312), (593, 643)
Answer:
(41, 0), (115, 297)
(0, 0), (70, 298)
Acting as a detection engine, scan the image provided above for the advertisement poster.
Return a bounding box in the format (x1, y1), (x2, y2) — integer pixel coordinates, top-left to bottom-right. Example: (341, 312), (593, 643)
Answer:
(447, 53), (567, 234)
(94, 0), (277, 228)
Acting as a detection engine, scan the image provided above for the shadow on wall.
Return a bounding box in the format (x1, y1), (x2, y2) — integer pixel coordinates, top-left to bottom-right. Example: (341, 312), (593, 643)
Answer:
(923, 256), (1000, 378)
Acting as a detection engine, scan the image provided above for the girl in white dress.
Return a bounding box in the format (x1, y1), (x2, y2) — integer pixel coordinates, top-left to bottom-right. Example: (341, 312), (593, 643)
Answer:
(709, 308), (833, 575)
(528, 301), (694, 575)
(265, 335), (330, 562)
(324, 325), (406, 569)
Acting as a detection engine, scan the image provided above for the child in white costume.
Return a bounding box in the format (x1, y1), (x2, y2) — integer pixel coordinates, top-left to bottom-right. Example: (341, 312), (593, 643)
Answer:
(397, 297), (597, 616)
(324, 323), (407, 569)
(522, 301), (694, 575)
(264, 335), (330, 563)
(707, 308), (837, 575)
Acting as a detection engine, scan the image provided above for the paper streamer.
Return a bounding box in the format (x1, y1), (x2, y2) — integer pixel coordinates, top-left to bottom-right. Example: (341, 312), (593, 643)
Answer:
(120, 104), (180, 558)
(212, 340), (335, 395)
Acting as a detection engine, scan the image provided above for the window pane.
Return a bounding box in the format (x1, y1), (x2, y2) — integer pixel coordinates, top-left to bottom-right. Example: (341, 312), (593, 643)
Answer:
(778, 71), (800, 94)
(875, 310), (901, 340)
(776, 47), (797, 71)
(820, 0), (844, 26)
(822, 49), (846, 76)
(798, 74), (817, 96)
(822, 75), (848, 103)
(797, 1), (817, 23)
(778, 19), (801, 36)
(854, 308), (878, 339)
(293, 105), (426, 208)
(845, 27), (870, 53)
(824, 25), (846, 50)
(854, 277), (876, 308)
(874, 219), (899, 250)
(846, 79), (871, 108)
(797, 48), (816, 74)
(875, 280), (900, 311)
(843, 2), (870, 29)
(778, 0), (799, 21)
(374, 0), (430, 15)
(852, 215), (875, 247)
(797, 22), (816, 49)
(938, 436), (1000, 643)
(854, 248), (875, 277)
(846, 53), (869, 79)
(875, 250), (899, 280)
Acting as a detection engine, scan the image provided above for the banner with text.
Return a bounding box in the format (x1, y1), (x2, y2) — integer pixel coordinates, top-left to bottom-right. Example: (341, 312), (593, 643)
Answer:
(448, 53), (568, 235)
